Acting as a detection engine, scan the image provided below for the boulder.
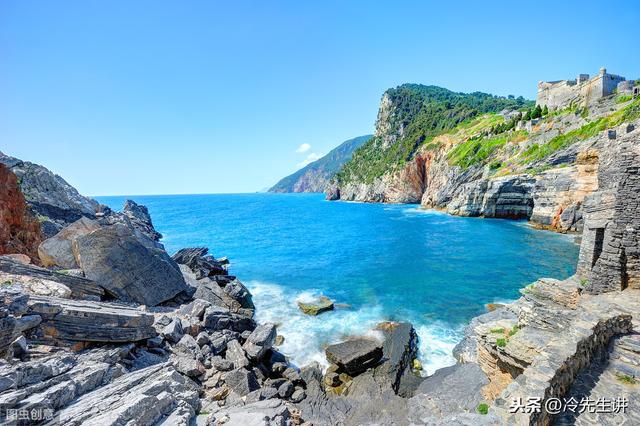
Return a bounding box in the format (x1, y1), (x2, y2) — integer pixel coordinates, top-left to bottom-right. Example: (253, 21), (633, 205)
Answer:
(225, 339), (250, 369)
(27, 296), (156, 343)
(242, 322), (277, 360)
(211, 398), (291, 425)
(72, 223), (188, 306)
(193, 278), (255, 317)
(325, 338), (383, 376)
(161, 319), (184, 343)
(203, 306), (255, 333)
(225, 368), (260, 396)
(37, 217), (100, 268)
(298, 296), (334, 316)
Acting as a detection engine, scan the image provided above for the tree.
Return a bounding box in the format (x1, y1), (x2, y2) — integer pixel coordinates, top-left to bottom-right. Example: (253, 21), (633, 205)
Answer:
(542, 105), (549, 116)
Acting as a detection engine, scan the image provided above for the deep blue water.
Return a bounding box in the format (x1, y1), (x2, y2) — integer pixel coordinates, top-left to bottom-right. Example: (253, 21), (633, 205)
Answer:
(96, 193), (579, 373)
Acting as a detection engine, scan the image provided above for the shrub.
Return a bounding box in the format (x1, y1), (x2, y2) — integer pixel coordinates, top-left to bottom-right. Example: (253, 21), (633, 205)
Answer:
(496, 338), (507, 347)
(490, 327), (506, 334)
(615, 373), (637, 385)
(477, 403), (489, 415)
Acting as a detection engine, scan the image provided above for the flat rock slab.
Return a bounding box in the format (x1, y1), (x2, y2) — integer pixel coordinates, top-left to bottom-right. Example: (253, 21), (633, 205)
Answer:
(0, 258), (104, 300)
(298, 296), (334, 316)
(325, 338), (383, 376)
(27, 296), (156, 343)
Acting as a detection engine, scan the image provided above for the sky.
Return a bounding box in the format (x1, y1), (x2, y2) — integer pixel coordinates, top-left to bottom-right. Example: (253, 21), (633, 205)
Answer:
(1, 1), (639, 196)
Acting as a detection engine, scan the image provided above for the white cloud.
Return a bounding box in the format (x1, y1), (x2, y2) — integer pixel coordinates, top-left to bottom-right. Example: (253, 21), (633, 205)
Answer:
(296, 152), (323, 168)
(296, 143), (311, 153)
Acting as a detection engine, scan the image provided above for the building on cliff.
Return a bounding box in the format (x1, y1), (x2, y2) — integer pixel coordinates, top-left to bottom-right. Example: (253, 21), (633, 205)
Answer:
(537, 67), (628, 110)
(578, 128), (640, 294)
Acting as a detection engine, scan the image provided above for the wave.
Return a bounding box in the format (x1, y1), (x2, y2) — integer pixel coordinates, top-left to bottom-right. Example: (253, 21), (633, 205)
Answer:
(248, 280), (463, 376)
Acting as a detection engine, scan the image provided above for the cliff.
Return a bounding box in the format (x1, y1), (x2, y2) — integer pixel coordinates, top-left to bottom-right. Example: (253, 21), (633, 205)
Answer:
(269, 135), (372, 193)
(331, 79), (640, 232)
(0, 151), (100, 237)
(0, 164), (41, 262)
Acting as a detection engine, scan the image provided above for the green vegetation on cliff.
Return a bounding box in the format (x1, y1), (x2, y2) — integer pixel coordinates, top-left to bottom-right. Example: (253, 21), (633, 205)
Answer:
(337, 85), (532, 184)
(522, 98), (640, 164)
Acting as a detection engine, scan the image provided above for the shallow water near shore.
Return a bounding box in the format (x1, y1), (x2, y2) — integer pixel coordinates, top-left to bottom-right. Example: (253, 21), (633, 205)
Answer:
(97, 193), (579, 374)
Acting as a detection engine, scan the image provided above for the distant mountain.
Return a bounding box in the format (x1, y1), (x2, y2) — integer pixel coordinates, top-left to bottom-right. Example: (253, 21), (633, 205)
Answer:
(269, 135), (372, 193)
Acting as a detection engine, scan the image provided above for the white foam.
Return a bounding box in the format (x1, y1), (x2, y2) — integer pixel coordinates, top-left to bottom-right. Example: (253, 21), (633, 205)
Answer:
(248, 280), (464, 376)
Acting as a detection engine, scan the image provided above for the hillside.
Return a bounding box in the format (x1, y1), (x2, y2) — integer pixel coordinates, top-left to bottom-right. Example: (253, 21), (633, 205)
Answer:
(269, 134), (372, 193)
(328, 79), (640, 233)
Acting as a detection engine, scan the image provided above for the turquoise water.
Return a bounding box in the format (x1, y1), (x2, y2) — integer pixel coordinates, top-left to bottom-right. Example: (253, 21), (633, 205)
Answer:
(96, 193), (579, 373)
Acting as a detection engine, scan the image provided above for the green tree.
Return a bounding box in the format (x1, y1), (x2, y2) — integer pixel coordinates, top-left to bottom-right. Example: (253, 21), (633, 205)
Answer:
(542, 105), (549, 116)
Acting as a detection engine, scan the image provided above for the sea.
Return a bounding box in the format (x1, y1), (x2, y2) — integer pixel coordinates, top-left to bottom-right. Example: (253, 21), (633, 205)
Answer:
(96, 193), (579, 375)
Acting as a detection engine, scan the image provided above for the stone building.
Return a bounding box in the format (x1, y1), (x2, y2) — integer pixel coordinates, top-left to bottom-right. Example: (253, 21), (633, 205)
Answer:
(537, 67), (626, 110)
(578, 128), (640, 294)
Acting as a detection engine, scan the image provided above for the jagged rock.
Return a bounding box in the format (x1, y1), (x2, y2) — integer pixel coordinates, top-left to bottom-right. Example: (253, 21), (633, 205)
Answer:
(171, 354), (205, 377)
(325, 338), (383, 376)
(290, 387), (306, 403)
(14, 314), (41, 333)
(11, 335), (28, 357)
(161, 319), (184, 343)
(195, 331), (210, 347)
(0, 164), (41, 262)
(277, 380), (294, 398)
(0, 257), (104, 300)
(27, 296), (156, 343)
(225, 368), (260, 396)
(297, 296), (334, 316)
(37, 217), (100, 268)
(178, 298), (211, 320)
(0, 151), (99, 231)
(193, 278), (255, 317)
(225, 339), (249, 369)
(242, 322), (277, 360)
(172, 247), (228, 279)
(203, 305), (255, 333)
(72, 223), (188, 306)
(122, 199), (162, 241)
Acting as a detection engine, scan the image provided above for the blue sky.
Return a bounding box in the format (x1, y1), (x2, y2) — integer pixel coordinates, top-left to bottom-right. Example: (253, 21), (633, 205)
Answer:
(1, 1), (638, 195)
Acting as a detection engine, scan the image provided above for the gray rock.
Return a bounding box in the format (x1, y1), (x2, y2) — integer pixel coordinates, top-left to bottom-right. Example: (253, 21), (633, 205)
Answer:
(290, 387), (306, 403)
(277, 380), (294, 398)
(27, 295), (156, 343)
(172, 247), (228, 279)
(195, 331), (210, 347)
(72, 223), (188, 306)
(225, 368), (260, 397)
(178, 298), (211, 320)
(225, 339), (249, 369)
(162, 319), (184, 343)
(203, 305), (255, 333)
(242, 322), (277, 360)
(211, 356), (234, 371)
(37, 217), (100, 268)
(171, 354), (204, 377)
(325, 338), (383, 376)
(211, 398), (291, 426)
(0, 257), (104, 300)
(123, 199), (162, 241)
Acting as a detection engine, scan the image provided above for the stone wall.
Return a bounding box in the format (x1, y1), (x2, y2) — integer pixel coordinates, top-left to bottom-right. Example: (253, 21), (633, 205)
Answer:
(537, 68), (626, 110)
(578, 129), (640, 294)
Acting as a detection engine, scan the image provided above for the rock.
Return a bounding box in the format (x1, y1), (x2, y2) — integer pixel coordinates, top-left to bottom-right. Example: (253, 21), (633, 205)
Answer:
(325, 338), (383, 376)
(211, 356), (234, 372)
(225, 339), (250, 369)
(37, 217), (100, 268)
(211, 398), (291, 426)
(0, 253), (32, 265)
(175, 334), (200, 356)
(242, 322), (277, 360)
(225, 368), (260, 396)
(178, 298), (211, 320)
(278, 380), (294, 398)
(172, 247), (228, 279)
(14, 314), (42, 333)
(203, 305), (255, 333)
(122, 199), (162, 241)
(290, 387), (306, 403)
(11, 335), (28, 357)
(0, 257), (104, 300)
(171, 354), (205, 377)
(72, 223), (188, 306)
(324, 371), (340, 387)
(297, 296), (334, 316)
(27, 295), (156, 343)
(195, 331), (210, 347)
(162, 319), (184, 343)
(282, 366), (302, 384)
(275, 335), (285, 346)
(0, 164), (41, 263)
(193, 277), (255, 317)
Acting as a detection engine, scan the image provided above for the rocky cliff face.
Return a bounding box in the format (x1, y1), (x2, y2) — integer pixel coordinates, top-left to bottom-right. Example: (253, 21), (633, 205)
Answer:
(331, 85), (640, 233)
(269, 135), (372, 193)
(0, 151), (100, 237)
(0, 164), (41, 262)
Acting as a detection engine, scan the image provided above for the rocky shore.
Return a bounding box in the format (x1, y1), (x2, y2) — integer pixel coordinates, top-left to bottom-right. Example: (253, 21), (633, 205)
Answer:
(1, 129), (639, 426)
